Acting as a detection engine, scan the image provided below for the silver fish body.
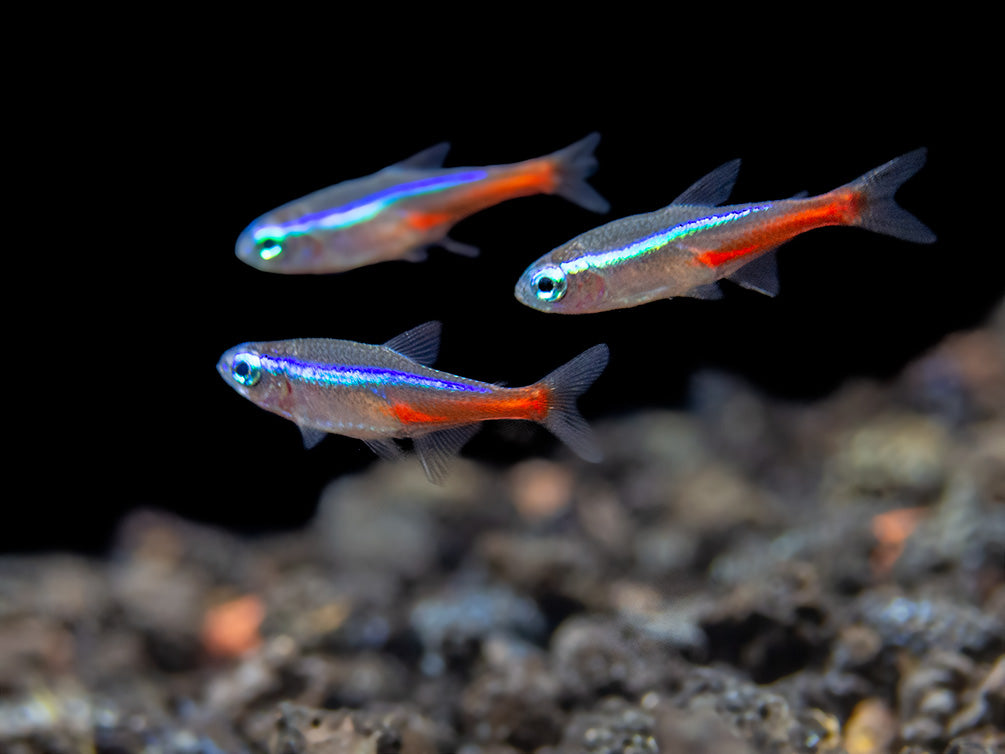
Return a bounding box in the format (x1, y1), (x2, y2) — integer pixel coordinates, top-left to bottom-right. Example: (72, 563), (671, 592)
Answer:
(516, 151), (934, 313)
(217, 322), (609, 482)
(236, 135), (609, 274)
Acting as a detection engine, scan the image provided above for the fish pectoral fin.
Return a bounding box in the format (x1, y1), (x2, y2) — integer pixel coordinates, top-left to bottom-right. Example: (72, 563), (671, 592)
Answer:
(383, 321), (441, 366)
(439, 236), (480, 258)
(299, 425), (328, 449)
(413, 424), (480, 484)
(682, 282), (725, 300)
(727, 250), (780, 297)
(364, 438), (404, 461)
(391, 142), (451, 170)
(671, 159), (741, 207)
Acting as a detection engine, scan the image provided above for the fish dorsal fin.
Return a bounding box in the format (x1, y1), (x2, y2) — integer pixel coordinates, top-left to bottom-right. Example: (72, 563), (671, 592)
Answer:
(728, 249), (780, 297)
(414, 424), (481, 484)
(299, 425), (327, 449)
(392, 142), (451, 170)
(789, 190), (810, 199)
(383, 321), (441, 366)
(672, 159), (741, 206)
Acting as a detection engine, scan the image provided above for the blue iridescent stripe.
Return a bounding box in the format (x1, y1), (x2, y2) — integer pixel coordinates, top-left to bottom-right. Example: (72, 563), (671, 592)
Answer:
(253, 171), (488, 242)
(562, 204), (773, 274)
(261, 356), (491, 394)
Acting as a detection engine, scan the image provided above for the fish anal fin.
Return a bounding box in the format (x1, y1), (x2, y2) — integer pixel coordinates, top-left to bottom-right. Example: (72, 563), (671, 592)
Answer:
(682, 282), (725, 300)
(383, 321), (441, 366)
(439, 236), (480, 257)
(299, 425), (327, 449)
(364, 438), (404, 461)
(672, 159), (741, 207)
(728, 250), (780, 297)
(413, 424), (480, 484)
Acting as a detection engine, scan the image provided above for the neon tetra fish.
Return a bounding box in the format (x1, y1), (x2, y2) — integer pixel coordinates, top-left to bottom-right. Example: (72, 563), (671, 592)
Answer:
(217, 322), (609, 482)
(236, 134), (609, 274)
(516, 148), (935, 313)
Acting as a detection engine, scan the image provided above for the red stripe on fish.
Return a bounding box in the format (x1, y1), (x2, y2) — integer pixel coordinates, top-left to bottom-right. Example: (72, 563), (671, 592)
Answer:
(390, 387), (551, 428)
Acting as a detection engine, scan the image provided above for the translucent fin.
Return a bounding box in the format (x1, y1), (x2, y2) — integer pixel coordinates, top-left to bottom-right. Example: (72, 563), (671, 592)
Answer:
(392, 142), (451, 170)
(383, 321), (441, 366)
(299, 425), (327, 449)
(439, 236), (480, 257)
(671, 159), (741, 206)
(403, 248), (429, 263)
(364, 438), (404, 461)
(845, 147), (936, 243)
(728, 250), (780, 297)
(538, 343), (609, 463)
(682, 282), (724, 300)
(413, 424), (481, 484)
(547, 132), (610, 213)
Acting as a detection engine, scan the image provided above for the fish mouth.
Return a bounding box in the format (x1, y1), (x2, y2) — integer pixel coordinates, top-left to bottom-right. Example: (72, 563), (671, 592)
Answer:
(216, 349), (237, 385)
(216, 345), (249, 391)
(234, 226), (261, 268)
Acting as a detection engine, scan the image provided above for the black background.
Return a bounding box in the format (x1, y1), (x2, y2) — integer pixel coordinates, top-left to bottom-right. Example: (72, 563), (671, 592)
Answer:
(14, 25), (999, 553)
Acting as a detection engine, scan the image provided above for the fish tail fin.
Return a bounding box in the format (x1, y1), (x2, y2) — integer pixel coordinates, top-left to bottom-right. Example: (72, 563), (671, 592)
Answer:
(844, 147), (936, 243)
(536, 343), (609, 462)
(545, 133), (611, 213)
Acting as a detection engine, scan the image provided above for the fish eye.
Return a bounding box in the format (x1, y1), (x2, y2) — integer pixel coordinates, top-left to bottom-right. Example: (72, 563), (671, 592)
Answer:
(256, 238), (283, 261)
(530, 266), (567, 302)
(232, 352), (262, 386)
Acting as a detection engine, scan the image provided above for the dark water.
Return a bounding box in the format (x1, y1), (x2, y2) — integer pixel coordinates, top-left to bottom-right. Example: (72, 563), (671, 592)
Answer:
(17, 47), (1001, 554)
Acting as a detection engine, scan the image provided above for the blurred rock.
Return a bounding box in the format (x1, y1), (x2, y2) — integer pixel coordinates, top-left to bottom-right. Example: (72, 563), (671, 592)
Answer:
(409, 583), (546, 676)
(269, 702), (445, 754)
(543, 697), (657, 754)
(824, 412), (951, 503)
(856, 590), (1005, 659)
(458, 636), (563, 750)
(549, 616), (682, 701)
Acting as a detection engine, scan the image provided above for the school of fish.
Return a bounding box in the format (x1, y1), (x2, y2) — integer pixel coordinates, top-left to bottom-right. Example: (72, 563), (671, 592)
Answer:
(222, 137), (934, 482)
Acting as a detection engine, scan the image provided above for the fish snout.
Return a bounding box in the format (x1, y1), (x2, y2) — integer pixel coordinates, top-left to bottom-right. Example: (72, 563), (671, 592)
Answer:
(216, 351), (234, 382)
(234, 225), (268, 270)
